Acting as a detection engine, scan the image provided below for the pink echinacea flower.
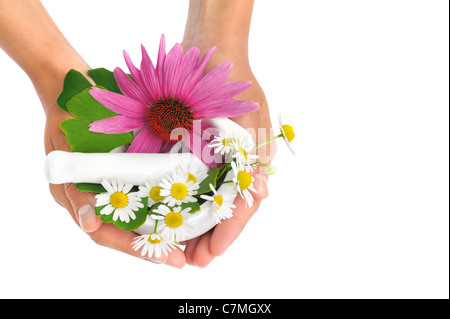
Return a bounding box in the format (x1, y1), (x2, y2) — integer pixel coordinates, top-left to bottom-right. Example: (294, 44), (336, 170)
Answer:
(88, 35), (258, 166)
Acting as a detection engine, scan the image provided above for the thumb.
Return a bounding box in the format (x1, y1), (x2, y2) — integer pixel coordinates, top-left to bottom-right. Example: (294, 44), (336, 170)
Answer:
(64, 183), (102, 233)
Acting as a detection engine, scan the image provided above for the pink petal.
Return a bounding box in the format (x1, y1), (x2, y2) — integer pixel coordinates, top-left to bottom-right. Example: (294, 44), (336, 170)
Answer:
(179, 46), (217, 100)
(159, 140), (176, 153)
(89, 115), (147, 134)
(124, 50), (156, 104)
(140, 45), (163, 101)
(194, 99), (259, 119)
(156, 34), (166, 92)
(113, 67), (149, 106)
(90, 87), (148, 118)
(123, 51), (143, 91)
(189, 121), (221, 167)
(163, 43), (184, 99)
(184, 60), (233, 105)
(127, 128), (162, 153)
(173, 46), (201, 97)
(192, 81), (252, 107)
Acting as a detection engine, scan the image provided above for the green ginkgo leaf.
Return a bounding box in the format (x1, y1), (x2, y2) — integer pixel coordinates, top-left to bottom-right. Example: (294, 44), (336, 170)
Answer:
(57, 69), (92, 111)
(66, 87), (118, 122)
(61, 119), (133, 153)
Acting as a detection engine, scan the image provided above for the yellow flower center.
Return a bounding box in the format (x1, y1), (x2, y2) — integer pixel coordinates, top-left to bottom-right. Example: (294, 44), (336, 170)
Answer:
(213, 195), (224, 209)
(171, 183), (188, 200)
(110, 192), (128, 209)
(147, 234), (163, 245)
(149, 186), (164, 202)
(237, 171), (252, 190)
(187, 173), (197, 184)
(222, 138), (236, 147)
(165, 211), (183, 228)
(238, 145), (248, 160)
(281, 124), (295, 142)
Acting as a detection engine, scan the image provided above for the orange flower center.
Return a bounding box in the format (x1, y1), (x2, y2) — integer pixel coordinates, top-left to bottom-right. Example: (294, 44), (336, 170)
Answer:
(147, 98), (193, 142)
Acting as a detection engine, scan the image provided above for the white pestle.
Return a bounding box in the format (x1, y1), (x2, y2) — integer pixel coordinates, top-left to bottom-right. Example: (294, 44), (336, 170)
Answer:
(45, 118), (250, 186)
(45, 151), (205, 186)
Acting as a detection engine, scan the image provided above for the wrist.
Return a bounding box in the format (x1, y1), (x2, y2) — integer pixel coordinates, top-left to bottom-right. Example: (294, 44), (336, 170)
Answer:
(30, 48), (91, 114)
(183, 0), (254, 55)
(0, 0), (90, 113)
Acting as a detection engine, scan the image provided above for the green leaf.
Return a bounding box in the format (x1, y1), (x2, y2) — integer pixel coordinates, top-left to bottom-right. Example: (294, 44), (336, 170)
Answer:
(57, 69), (92, 111)
(95, 197), (149, 232)
(197, 167), (220, 195)
(61, 118), (133, 153)
(76, 183), (106, 193)
(66, 88), (118, 122)
(88, 68), (122, 94)
(76, 183), (139, 194)
(181, 201), (201, 214)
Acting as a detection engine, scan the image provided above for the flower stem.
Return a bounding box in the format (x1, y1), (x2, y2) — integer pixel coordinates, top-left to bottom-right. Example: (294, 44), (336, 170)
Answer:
(249, 133), (283, 154)
(252, 161), (270, 168)
(216, 162), (231, 180)
(216, 180), (234, 187)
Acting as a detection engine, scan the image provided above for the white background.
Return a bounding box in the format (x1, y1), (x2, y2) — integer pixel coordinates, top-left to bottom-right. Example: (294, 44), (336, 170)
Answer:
(0, 0), (448, 299)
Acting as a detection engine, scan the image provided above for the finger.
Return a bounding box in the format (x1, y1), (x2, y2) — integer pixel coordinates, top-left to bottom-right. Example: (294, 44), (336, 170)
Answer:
(89, 223), (186, 268)
(184, 235), (202, 266)
(209, 196), (262, 257)
(49, 183), (78, 224)
(64, 183), (102, 233)
(191, 230), (215, 268)
(209, 172), (268, 256)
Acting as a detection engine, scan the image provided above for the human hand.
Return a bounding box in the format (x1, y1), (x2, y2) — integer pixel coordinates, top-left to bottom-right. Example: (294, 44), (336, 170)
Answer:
(0, 0), (187, 267)
(0, 0), (274, 268)
(42, 68), (188, 268)
(179, 0), (276, 267)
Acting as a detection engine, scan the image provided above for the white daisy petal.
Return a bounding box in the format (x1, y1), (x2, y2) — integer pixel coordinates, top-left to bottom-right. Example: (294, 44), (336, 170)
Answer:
(112, 208), (120, 221)
(99, 204), (114, 216)
(122, 183), (133, 194)
(96, 180), (144, 224)
(95, 194), (111, 207)
(101, 179), (114, 194)
(200, 195), (214, 201)
(111, 180), (118, 192)
(132, 233), (177, 258)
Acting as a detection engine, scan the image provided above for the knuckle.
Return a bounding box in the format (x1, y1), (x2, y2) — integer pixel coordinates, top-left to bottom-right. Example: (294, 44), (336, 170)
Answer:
(89, 232), (106, 247)
(64, 183), (79, 198)
(48, 184), (67, 208)
(48, 184), (60, 200)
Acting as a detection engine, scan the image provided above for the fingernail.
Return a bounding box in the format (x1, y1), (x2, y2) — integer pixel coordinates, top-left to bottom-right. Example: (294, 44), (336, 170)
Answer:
(78, 204), (96, 232)
(253, 174), (269, 198)
(143, 258), (162, 265)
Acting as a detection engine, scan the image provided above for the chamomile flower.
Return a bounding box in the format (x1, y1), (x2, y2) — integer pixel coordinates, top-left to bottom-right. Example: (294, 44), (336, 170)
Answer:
(210, 128), (255, 158)
(159, 168), (199, 207)
(200, 184), (237, 224)
(151, 204), (192, 242)
(138, 181), (165, 207)
(95, 179), (144, 223)
(231, 139), (259, 170)
(209, 133), (237, 156)
(132, 233), (177, 259)
(231, 161), (257, 207)
(278, 113), (296, 155)
(183, 162), (208, 186)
